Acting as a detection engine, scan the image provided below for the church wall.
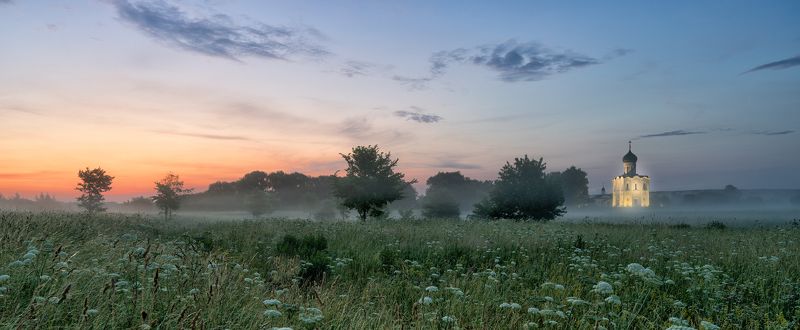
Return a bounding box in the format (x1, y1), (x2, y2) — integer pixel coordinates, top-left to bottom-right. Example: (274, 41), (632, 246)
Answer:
(612, 176), (650, 207)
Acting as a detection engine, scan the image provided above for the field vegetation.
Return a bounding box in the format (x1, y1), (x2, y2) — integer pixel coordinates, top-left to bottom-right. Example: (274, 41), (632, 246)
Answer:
(1, 211), (798, 329)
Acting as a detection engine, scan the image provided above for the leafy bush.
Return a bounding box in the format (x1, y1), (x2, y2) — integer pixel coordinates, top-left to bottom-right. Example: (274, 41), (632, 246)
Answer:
(422, 190), (461, 219)
(276, 233), (328, 258)
(670, 223), (692, 229)
(705, 221), (727, 230)
(299, 252), (330, 285)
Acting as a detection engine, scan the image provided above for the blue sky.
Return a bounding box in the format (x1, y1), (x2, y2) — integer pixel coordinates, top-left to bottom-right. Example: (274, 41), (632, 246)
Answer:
(0, 0), (798, 199)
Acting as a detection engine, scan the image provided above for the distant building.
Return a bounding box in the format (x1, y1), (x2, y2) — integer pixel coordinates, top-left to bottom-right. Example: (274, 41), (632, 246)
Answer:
(612, 141), (650, 207)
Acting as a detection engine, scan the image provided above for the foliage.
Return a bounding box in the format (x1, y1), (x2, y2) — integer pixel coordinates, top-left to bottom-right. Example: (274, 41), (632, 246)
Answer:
(276, 234), (328, 258)
(75, 167), (114, 213)
(548, 166), (589, 206)
(333, 145), (415, 221)
(473, 155), (565, 221)
(705, 221), (727, 230)
(245, 190), (273, 217)
(421, 190), (460, 219)
(152, 173), (192, 219)
(424, 171), (492, 211)
(0, 212), (797, 329)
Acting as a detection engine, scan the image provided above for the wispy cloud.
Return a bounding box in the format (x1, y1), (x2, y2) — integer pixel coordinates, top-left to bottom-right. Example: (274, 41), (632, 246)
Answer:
(392, 75), (433, 90)
(151, 130), (252, 141)
(338, 117), (373, 139)
(110, 0), (328, 61)
(431, 40), (613, 82)
(751, 130), (795, 136)
(393, 40), (625, 88)
(0, 0), (13, 5)
(394, 107), (443, 123)
(743, 55), (800, 74)
(638, 130), (706, 139)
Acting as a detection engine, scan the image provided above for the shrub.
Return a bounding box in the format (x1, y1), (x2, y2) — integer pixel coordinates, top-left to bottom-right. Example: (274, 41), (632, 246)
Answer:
(669, 223), (691, 229)
(705, 221), (727, 230)
(276, 233), (328, 258)
(422, 190), (461, 219)
(299, 252), (330, 285)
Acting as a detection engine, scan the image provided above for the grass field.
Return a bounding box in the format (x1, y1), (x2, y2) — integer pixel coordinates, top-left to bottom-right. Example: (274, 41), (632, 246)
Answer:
(1, 211), (799, 329)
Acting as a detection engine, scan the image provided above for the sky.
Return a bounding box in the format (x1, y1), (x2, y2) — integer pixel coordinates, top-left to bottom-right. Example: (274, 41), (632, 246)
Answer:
(1, 0), (799, 201)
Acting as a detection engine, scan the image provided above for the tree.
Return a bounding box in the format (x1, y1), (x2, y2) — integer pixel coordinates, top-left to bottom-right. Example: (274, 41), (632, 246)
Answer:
(333, 145), (415, 221)
(425, 171), (493, 211)
(152, 173), (192, 219)
(122, 196), (155, 212)
(472, 155), (565, 221)
(421, 190), (460, 219)
(245, 190), (273, 217)
(556, 166), (589, 206)
(76, 167), (114, 213)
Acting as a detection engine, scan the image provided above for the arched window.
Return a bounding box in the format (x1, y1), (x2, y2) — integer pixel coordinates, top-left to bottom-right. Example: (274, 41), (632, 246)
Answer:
(644, 183), (648, 191)
(626, 184), (629, 190)
(635, 184), (638, 190)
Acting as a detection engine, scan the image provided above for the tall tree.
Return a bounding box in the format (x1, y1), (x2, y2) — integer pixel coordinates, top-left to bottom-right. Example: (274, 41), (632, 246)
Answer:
(558, 166), (589, 206)
(421, 189), (460, 219)
(333, 145), (415, 221)
(152, 173), (192, 220)
(425, 171), (492, 211)
(76, 167), (114, 213)
(473, 155), (565, 221)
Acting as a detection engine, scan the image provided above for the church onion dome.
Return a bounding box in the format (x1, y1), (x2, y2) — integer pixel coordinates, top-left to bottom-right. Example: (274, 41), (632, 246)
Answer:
(622, 141), (637, 162)
(623, 150), (638, 163)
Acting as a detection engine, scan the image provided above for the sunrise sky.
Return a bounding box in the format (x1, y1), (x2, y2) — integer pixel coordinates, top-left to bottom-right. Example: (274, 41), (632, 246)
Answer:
(1, 1), (799, 201)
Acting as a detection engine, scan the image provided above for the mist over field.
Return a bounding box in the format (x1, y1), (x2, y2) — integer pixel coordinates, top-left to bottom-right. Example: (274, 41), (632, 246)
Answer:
(2, 0), (799, 329)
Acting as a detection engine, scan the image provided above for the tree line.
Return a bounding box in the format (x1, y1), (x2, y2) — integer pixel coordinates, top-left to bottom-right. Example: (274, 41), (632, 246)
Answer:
(68, 145), (590, 221)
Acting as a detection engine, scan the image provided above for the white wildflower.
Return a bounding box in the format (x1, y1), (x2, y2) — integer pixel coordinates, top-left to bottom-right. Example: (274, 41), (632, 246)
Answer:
(263, 299), (281, 306)
(441, 315), (456, 323)
(541, 282), (565, 290)
(418, 296), (433, 305)
(298, 307), (323, 324)
(567, 297), (589, 306)
(605, 295), (621, 305)
(264, 309), (282, 318)
(700, 321), (720, 330)
(500, 302), (521, 309)
(425, 285), (439, 292)
(86, 309), (99, 316)
(592, 281), (614, 295)
(527, 307), (540, 314)
(0, 275), (9, 283)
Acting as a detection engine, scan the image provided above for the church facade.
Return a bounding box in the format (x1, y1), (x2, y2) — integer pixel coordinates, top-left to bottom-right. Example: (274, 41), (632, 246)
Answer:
(612, 142), (650, 207)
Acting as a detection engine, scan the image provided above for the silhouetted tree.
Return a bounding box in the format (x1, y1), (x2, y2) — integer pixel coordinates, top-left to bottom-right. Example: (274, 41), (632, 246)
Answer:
(238, 171), (270, 193)
(473, 155), (564, 221)
(723, 184), (742, 203)
(421, 190), (460, 219)
(425, 171), (492, 211)
(333, 145), (415, 221)
(152, 173), (192, 220)
(554, 166), (589, 206)
(76, 167), (114, 213)
(246, 190), (273, 217)
(122, 196), (155, 212)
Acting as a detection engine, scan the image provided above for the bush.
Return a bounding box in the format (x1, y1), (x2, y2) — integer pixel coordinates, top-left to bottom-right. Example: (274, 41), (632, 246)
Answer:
(669, 223), (691, 229)
(472, 155), (565, 221)
(276, 233), (328, 258)
(422, 190), (460, 219)
(705, 221), (727, 230)
(299, 252), (330, 285)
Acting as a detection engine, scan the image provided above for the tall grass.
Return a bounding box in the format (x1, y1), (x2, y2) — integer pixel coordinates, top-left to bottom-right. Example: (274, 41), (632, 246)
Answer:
(0, 211), (798, 329)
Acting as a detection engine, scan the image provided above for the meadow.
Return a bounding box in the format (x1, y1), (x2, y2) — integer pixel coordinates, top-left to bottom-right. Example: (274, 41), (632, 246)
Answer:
(1, 211), (799, 329)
